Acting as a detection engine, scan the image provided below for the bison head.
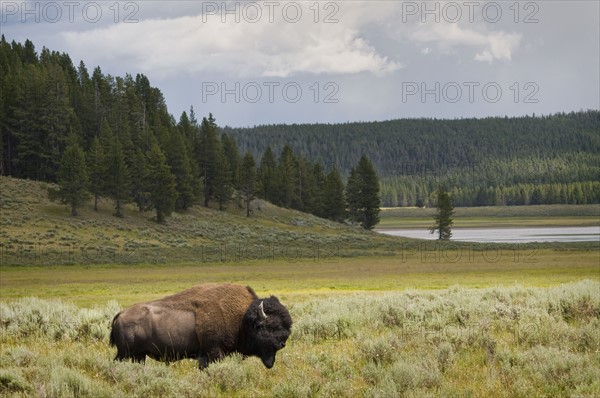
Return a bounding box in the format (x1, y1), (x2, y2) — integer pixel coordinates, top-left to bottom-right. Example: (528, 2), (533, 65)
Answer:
(242, 296), (292, 368)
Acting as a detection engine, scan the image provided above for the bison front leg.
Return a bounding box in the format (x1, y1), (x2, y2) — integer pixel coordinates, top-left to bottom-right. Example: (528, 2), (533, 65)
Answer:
(197, 355), (209, 370)
(197, 349), (225, 369)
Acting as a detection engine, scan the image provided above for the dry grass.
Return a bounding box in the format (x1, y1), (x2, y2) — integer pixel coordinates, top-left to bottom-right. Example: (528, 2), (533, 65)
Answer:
(0, 176), (401, 265)
(2, 177), (599, 396)
(1, 281), (599, 397)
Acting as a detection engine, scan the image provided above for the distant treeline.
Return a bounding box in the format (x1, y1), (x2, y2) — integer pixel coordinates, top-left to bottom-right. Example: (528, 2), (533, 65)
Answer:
(224, 111), (600, 207)
(0, 38), (380, 226)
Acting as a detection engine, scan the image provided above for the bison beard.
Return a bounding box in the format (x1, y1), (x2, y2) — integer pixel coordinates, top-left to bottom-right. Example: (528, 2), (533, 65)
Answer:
(110, 283), (292, 369)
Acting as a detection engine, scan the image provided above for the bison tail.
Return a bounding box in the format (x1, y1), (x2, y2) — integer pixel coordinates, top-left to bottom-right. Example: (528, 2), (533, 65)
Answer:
(109, 312), (121, 347)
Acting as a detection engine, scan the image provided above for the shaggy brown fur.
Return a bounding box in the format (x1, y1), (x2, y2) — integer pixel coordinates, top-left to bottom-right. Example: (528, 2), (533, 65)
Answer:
(156, 283), (258, 357)
(110, 283), (291, 369)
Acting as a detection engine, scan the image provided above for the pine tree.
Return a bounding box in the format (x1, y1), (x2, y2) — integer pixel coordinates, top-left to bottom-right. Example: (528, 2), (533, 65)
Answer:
(197, 114), (220, 207)
(213, 145), (233, 210)
(311, 163), (327, 218)
(346, 155), (381, 229)
(430, 186), (454, 240)
(323, 167), (346, 222)
(359, 155), (381, 229)
(239, 151), (257, 217)
(178, 110), (201, 198)
(130, 147), (151, 212)
(297, 157), (317, 213)
(346, 166), (361, 224)
(49, 136), (89, 216)
(75, 61), (97, 147)
(277, 145), (299, 208)
(12, 64), (71, 181)
(103, 133), (130, 217)
(257, 146), (277, 203)
(221, 133), (241, 190)
(86, 136), (104, 211)
(145, 143), (177, 223)
(164, 128), (194, 210)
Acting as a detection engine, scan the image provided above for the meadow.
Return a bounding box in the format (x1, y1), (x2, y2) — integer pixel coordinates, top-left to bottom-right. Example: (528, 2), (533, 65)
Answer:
(1, 279), (599, 397)
(1, 249), (599, 307)
(378, 204), (600, 229)
(1, 177), (599, 396)
(1, 251), (599, 397)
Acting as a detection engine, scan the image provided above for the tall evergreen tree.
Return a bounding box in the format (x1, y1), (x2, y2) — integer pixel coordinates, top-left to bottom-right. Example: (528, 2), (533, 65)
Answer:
(178, 110), (201, 197)
(240, 151), (257, 217)
(103, 134), (130, 217)
(48, 136), (89, 216)
(257, 146), (277, 203)
(221, 133), (241, 190)
(311, 163), (327, 218)
(163, 128), (194, 210)
(346, 166), (361, 224)
(277, 145), (299, 208)
(346, 155), (381, 229)
(197, 114), (220, 207)
(86, 136), (104, 211)
(213, 145), (233, 210)
(359, 155), (381, 229)
(323, 167), (346, 222)
(145, 143), (177, 223)
(75, 61), (96, 146)
(130, 147), (151, 212)
(430, 186), (454, 240)
(297, 157), (317, 213)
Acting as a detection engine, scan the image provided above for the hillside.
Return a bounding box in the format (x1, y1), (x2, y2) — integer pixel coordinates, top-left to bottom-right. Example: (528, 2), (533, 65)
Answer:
(224, 111), (600, 206)
(2, 39), (598, 210)
(225, 111), (600, 178)
(0, 177), (400, 265)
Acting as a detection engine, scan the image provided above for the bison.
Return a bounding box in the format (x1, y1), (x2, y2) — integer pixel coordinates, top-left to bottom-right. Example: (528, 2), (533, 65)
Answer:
(109, 283), (292, 369)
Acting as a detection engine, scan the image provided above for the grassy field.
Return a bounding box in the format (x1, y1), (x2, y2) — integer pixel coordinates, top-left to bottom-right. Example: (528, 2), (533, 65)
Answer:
(1, 249), (599, 307)
(1, 251), (599, 396)
(378, 204), (600, 229)
(0, 176), (402, 265)
(1, 177), (599, 396)
(1, 280), (598, 397)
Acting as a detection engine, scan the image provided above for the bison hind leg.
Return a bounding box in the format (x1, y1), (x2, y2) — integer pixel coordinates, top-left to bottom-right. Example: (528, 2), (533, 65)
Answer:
(132, 355), (146, 364)
(113, 352), (146, 364)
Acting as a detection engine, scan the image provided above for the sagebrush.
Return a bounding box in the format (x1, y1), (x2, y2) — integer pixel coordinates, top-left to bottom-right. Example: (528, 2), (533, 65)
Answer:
(1, 281), (599, 397)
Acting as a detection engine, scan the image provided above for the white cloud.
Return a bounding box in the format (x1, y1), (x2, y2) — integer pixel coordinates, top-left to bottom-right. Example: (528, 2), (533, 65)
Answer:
(410, 23), (521, 63)
(61, 5), (402, 78)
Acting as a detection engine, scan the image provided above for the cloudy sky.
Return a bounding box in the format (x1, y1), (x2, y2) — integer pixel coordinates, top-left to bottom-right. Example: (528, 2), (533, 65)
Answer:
(2, 1), (599, 126)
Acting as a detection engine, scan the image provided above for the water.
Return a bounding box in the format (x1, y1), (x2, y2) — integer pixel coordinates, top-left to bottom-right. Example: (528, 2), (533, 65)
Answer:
(377, 226), (600, 243)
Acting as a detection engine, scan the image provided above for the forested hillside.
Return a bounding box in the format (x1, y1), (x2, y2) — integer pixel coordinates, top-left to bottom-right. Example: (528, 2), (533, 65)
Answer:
(225, 112), (600, 207)
(0, 38), (379, 224)
(1, 37), (598, 210)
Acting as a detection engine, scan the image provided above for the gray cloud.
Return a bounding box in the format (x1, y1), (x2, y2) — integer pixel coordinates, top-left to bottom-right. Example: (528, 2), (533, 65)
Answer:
(1, 0), (598, 126)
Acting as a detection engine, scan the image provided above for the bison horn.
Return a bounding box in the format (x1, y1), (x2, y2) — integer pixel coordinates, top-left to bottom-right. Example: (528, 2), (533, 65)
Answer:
(258, 301), (267, 319)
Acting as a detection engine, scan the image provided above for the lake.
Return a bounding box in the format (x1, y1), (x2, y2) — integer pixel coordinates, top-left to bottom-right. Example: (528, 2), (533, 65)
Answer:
(377, 226), (600, 243)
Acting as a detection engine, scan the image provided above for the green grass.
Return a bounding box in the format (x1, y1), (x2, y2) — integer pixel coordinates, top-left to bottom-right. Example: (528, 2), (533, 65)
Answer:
(0, 176), (402, 265)
(2, 177), (600, 396)
(1, 281), (599, 397)
(1, 249), (598, 307)
(379, 204), (600, 229)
